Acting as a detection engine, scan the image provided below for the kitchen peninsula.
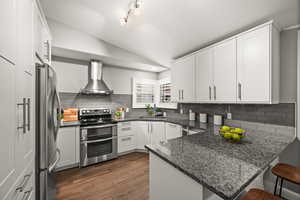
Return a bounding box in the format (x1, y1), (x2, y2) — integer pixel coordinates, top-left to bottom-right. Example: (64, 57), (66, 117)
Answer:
(146, 122), (295, 200)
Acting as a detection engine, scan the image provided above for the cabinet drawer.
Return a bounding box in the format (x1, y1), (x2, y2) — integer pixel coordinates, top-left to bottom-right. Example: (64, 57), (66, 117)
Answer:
(118, 135), (136, 153)
(118, 122), (134, 137)
(166, 123), (182, 140)
(4, 160), (34, 200)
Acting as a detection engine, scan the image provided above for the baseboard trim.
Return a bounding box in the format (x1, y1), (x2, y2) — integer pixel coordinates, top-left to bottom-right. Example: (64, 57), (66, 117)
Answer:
(265, 181), (300, 200)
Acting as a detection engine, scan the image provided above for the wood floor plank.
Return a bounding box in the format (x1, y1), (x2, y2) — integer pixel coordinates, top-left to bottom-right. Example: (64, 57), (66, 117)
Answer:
(55, 152), (149, 200)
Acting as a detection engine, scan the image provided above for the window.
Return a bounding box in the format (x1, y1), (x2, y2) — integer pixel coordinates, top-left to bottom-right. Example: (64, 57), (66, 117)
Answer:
(132, 78), (158, 108)
(132, 78), (177, 109)
(157, 78), (177, 109)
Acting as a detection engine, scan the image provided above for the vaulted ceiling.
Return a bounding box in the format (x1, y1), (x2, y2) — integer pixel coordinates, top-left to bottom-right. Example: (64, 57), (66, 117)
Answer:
(41, 0), (299, 68)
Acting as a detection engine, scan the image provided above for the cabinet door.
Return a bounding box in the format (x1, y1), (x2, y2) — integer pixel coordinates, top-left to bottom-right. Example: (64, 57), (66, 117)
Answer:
(134, 121), (149, 150)
(150, 122), (165, 146)
(33, 3), (43, 58)
(15, 73), (34, 176)
(0, 0), (16, 63)
(56, 127), (77, 168)
(16, 0), (34, 74)
(172, 55), (195, 102)
(165, 123), (182, 140)
(15, 0), (35, 176)
(237, 25), (270, 103)
(0, 58), (16, 199)
(213, 39), (237, 103)
(195, 48), (213, 102)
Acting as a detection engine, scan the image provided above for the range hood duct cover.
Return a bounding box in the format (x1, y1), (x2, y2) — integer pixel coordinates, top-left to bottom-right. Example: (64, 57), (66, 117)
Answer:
(81, 60), (113, 95)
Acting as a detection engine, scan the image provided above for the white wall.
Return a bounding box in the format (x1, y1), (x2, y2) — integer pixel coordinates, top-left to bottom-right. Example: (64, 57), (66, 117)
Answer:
(158, 70), (171, 80)
(52, 60), (88, 93)
(103, 65), (158, 95)
(48, 19), (166, 72)
(51, 57), (158, 94)
(280, 29), (298, 103)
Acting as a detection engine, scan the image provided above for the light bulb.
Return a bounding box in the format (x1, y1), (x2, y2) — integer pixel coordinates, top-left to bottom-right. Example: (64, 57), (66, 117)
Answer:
(120, 17), (127, 26)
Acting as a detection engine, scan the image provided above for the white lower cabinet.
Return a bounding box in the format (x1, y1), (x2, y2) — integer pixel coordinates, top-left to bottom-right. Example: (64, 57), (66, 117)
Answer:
(56, 126), (80, 170)
(165, 123), (182, 140)
(133, 121), (150, 150)
(3, 159), (35, 200)
(118, 122), (136, 153)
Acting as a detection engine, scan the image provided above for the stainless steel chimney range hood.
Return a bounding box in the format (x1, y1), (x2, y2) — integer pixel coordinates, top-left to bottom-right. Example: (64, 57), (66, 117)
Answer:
(81, 60), (113, 95)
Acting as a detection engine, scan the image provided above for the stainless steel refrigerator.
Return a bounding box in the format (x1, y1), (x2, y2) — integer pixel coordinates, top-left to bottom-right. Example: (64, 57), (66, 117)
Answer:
(36, 62), (62, 200)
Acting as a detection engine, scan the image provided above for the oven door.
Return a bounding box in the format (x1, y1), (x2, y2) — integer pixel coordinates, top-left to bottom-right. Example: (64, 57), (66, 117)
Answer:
(80, 124), (117, 167)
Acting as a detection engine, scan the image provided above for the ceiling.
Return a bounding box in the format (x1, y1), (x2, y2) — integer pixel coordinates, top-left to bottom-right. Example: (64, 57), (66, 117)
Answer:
(41, 0), (300, 68)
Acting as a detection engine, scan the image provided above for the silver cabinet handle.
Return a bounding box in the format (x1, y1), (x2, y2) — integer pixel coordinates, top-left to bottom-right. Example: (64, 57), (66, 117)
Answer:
(214, 86), (216, 100)
(121, 127), (131, 131)
(85, 137), (117, 144)
(238, 83), (242, 100)
(16, 172), (32, 192)
(209, 86), (212, 100)
(178, 90), (181, 101)
(21, 187), (33, 200)
(121, 137), (132, 142)
(27, 98), (30, 131)
(48, 148), (61, 173)
(182, 90), (184, 100)
(17, 98), (27, 133)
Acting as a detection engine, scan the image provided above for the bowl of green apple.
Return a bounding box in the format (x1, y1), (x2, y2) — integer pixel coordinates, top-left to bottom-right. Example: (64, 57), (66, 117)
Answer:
(219, 126), (246, 143)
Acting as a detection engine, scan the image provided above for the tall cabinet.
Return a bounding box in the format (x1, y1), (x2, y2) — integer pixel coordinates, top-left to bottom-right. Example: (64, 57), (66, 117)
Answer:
(0, 0), (50, 199)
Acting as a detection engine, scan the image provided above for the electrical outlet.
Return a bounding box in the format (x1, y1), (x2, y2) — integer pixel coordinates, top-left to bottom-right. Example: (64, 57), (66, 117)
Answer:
(227, 113), (232, 119)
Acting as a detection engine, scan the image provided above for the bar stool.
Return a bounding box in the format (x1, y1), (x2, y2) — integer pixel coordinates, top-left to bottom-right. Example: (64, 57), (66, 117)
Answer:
(272, 163), (300, 198)
(242, 189), (281, 200)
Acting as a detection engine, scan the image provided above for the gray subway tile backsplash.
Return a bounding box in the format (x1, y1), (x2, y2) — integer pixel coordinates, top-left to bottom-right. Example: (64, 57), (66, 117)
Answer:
(59, 92), (295, 127)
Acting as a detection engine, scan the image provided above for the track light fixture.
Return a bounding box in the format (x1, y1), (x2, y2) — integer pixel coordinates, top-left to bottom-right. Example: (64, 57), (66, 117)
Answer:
(120, 0), (143, 26)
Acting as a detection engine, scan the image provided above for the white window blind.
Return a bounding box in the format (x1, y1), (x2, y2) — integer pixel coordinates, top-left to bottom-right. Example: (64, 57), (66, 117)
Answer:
(132, 78), (158, 108)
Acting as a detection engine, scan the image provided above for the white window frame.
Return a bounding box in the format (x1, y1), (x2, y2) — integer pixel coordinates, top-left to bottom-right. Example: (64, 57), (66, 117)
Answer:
(132, 78), (158, 108)
(132, 78), (177, 109)
(157, 78), (177, 109)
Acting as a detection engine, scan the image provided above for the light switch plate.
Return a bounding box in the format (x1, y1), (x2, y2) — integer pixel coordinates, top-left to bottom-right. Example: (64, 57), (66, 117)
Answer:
(227, 113), (232, 119)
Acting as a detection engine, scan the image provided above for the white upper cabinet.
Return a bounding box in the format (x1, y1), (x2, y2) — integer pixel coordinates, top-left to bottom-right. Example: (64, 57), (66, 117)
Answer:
(171, 55), (195, 102)
(174, 21), (279, 104)
(33, 0), (52, 65)
(237, 24), (279, 103)
(195, 48), (213, 102)
(213, 39), (237, 103)
(0, 0), (16, 63)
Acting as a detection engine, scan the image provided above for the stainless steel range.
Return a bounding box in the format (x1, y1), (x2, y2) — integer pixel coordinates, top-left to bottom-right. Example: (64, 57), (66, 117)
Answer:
(79, 108), (118, 167)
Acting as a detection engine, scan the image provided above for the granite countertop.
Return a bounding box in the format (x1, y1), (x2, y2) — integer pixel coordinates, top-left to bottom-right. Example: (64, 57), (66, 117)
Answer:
(60, 116), (206, 129)
(145, 124), (295, 200)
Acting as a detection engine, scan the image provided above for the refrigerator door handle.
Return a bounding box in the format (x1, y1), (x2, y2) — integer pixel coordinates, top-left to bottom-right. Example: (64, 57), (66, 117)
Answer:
(48, 148), (61, 173)
(53, 89), (62, 139)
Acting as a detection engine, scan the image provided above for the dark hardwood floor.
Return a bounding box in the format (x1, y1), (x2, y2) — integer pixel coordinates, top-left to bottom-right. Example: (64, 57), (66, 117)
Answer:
(55, 152), (149, 200)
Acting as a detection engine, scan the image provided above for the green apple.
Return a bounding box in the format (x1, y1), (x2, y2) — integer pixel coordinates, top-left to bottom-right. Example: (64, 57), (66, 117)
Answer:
(234, 128), (245, 134)
(224, 132), (232, 139)
(221, 126), (231, 131)
(232, 134), (241, 141)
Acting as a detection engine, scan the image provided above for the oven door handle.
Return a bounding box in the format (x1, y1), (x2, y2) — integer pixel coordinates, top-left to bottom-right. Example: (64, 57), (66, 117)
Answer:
(80, 124), (117, 129)
(83, 137), (117, 144)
